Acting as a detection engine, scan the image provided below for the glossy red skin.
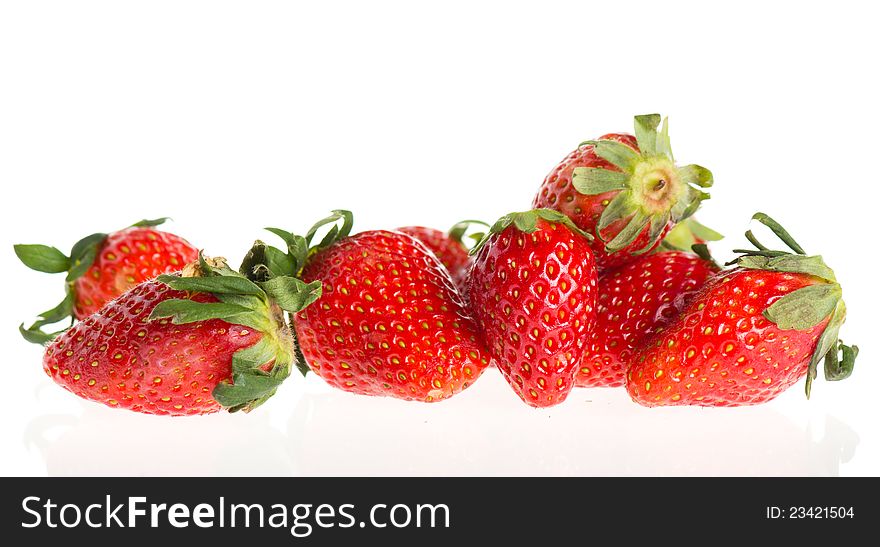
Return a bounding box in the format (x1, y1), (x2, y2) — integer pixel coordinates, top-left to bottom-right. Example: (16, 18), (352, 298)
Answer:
(44, 280), (263, 416)
(463, 220), (598, 407)
(532, 133), (668, 272)
(73, 227), (198, 319)
(627, 269), (826, 407)
(295, 230), (490, 402)
(577, 252), (717, 388)
(396, 226), (470, 286)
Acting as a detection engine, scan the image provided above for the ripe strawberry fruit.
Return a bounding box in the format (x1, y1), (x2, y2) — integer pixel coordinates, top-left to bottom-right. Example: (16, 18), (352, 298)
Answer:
(261, 211), (491, 402)
(533, 114), (713, 272)
(42, 255), (320, 416)
(627, 213), (858, 407)
(463, 209), (598, 407)
(397, 220), (487, 286)
(15, 218), (197, 343)
(576, 250), (719, 388)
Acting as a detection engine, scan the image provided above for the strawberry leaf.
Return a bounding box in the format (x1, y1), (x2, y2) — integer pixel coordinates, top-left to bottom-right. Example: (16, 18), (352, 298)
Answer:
(752, 212), (806, 255)
(264, 228), (309, 273)
(805, 301), (847, 398)
(306, 209), (354, 249)
(633, 114), (661, 157)
(678, 165), (714, 189)
(634, 211), (670, 255)
(265, 246), (298, 278)
(34, 289), (76, 324)
(19, 323), (65, 345)
(571, 168), (629, 195)
(66, 246), (100, 282)
(597, 191), (634, 233)
(605, 211), (650, 252)
(263, 226), (319, 276)
(66, 233), (107, 282)
(690, 243), (720, 268)
(687, 219), (723, 242)
(659, 217), (723, 252)
(131, 217), (170, 228)
(763, 283), (841, 330)
(230, 337), (279, 374)
(265, 227), (297, 247)
(14, 244), (70, 273)
(260, 276), (322, 314)
(448, 220), (489, 247)
(582, 139), (640, 173)
(214, 337), (293, 412)
(513, 212), (538, 233)
(149, 299), (258, 326)
(17, 289), (76, 344)
(157, 273), (265, 296)
(655, 117), (673, 160)
(238, 241), (273, 282)
(736, 254), (836, 283)
(214, 372), (284, 412)
(825, 341), (858, 382)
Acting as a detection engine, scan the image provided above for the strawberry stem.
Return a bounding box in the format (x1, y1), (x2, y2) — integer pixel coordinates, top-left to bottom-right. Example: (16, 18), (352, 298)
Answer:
(752, 212), (806, 254)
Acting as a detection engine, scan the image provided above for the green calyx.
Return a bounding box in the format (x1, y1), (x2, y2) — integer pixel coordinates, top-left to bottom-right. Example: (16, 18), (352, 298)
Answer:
(150, 253), (321, 412)
(657, 217), (723, 268)
(15, 218), (171, 345)
(448, 219), (490, 250)
(246, 210), (358, 377)
(659, 217), (723, 252)
(730, 212), (857, 398)
(571, 114), (713, 254)
(259, 209), (354, 279)
(470, 208), (592, 255)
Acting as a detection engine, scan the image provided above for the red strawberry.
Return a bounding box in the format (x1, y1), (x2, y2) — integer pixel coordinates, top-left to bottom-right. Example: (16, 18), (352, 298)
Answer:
(263, 211), (491, 402)
(15, 218), (197, 343)
(576, 250), (719, 388)
(463, 209), (598, 407)
(532, 114), (713, 272)
(42, 256), (319, 416)
(397, 220), (487, 286)
(627, 213), (857, 407)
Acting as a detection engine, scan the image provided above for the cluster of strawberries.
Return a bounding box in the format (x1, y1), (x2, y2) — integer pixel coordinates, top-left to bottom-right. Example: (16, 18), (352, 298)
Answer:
(15, 114), (857, 416)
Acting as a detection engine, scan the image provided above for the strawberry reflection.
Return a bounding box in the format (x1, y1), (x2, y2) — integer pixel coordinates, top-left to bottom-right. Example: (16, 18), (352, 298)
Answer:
(23, 371), (858, 476)
(284, 372), (859, 476)
(24, 404), (292, 476)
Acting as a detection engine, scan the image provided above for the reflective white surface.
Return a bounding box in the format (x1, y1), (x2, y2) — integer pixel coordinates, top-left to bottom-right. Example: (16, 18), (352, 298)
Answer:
(1, 0), (878, 477)
(13, 372), (866, 476)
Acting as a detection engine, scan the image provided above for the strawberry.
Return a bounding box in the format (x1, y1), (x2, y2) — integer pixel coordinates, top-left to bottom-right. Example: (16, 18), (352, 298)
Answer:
(260, 211), (491, 402)
(42, 255), (320, 416)
(576, 250), (719, 388)
(15, 218), (197, 343)
(463, 209), (598, 407)
(627, 213), (858, 407)
(397, 220), (487, 286)
(532, 114), (713, 272)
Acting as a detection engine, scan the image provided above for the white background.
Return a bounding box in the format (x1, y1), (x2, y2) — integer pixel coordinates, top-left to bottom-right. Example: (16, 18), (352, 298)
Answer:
(0, 0), (877, 476)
